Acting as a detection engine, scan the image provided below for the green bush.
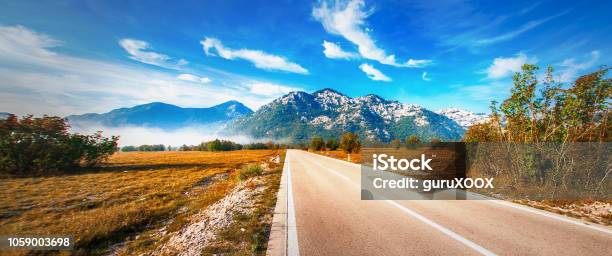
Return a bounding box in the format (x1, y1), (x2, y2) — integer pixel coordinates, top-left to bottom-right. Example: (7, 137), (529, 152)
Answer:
(310, 136), (324, 151)
(239, 164), (263, 180)
(0, 115), (118, 176)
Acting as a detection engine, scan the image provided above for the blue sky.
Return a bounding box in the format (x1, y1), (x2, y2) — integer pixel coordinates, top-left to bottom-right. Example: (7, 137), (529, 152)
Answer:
(1, 0), (610, 116)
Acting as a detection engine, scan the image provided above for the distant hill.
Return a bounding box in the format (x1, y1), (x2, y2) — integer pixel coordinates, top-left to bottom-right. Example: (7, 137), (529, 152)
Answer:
(0, 112), (9, 119)
(67, 101), (253, 130)
(228, 88), (468, 142)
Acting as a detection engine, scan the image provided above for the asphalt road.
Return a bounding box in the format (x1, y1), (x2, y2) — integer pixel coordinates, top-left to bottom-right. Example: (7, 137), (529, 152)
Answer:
(268, 149), (612, 256)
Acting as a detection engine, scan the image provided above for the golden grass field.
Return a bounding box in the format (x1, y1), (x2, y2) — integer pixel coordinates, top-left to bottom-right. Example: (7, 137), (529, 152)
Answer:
(0, 150), (283, 255)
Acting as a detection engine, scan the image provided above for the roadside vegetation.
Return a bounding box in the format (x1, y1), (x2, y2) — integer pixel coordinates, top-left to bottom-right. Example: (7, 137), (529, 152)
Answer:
(307, 132), (362, 163)
(0, 150), (282, 255)
(463, 65), (611, 224)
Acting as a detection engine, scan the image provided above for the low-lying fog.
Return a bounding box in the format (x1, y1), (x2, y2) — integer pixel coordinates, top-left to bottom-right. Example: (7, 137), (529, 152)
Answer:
(70, 125), (261, 147)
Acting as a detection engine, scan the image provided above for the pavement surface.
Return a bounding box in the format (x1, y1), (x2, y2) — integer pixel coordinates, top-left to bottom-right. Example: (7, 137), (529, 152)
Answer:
(267, 149), (612, 256)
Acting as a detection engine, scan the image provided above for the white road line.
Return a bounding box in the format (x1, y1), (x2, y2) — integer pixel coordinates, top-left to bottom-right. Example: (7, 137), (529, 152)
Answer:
(489, 200), (612, 235)
(286, 153), (300, 256)
(386, 200), (497, 256)
(301, 152), (497, 256)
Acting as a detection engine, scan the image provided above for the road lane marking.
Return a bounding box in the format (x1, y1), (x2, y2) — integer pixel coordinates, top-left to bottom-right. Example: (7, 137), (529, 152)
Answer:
(301, 152), (497, 256)
(489, 200), (612, 235)
(386, 200), (497, 256)
(286, 152), (300, 256)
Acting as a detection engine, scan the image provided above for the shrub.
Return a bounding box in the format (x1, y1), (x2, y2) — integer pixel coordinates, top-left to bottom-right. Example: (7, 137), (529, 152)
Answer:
(0, 115), (118, 176)
(326, 138), (338, 150)
(404, 135), (421, 149)
(310, 136), (324, 151)
(390, 139), (401, 149)
(339, 132), (361, 154)
(239, 164), (263, 180)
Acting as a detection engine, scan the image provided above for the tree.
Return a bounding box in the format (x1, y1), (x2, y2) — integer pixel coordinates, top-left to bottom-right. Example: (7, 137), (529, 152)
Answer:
(326, 138), (338, 150)
(121, 145), (137, 152)
(405, 135), (420, 145)
(390, 139), (401, 149)
(339, 132), (361, 161)
(0, 115), (118, 175)
(310, 136), (325, 151)
(207, 139), (222, 151)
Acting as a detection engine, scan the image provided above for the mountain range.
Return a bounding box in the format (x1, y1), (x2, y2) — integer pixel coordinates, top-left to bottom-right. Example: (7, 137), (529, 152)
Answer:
(67, 101), (253, 130)
(227, 88), (484, 142)
(16, 88), (488, 142)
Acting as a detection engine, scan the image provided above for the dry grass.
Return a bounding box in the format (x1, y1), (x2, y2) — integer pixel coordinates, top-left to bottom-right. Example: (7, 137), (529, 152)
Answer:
(311, 150), (361, 163)
(0, 150), (281, 255)
(514, 199), (612, 226)
(203, 154), (284, 255)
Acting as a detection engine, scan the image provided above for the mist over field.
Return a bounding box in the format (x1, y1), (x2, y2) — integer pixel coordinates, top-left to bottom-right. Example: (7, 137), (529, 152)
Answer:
(70, 125), (257, 147)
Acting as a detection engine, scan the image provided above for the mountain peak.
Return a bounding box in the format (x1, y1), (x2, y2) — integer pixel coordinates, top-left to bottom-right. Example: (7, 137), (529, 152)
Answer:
(313, 88), (345, 96)
(357, 94), (386, 103)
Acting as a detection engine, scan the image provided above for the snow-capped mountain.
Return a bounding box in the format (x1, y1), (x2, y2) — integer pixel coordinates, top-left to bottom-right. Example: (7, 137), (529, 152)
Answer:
(230, 88), (466, 142)
(435, 108), (489, 128)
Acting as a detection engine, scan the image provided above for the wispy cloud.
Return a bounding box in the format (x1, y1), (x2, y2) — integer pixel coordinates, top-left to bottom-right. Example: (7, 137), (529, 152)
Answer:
(177, 73), (211, 84)
(483, 53), (537, 79)
(556, 50), (600, 82)
(119, 38), (187, 69)
(409, 1), (566, 51)
(322, 40), (358, 59)
(312, 0), (430, 68)
(359, 63), (391, 81)
(243, 81), (302, 97)
(422, 71), (431, 82)
(200, 37), (308, 74)
(0, 25), (293, 116)
(476, 11), (568, 45)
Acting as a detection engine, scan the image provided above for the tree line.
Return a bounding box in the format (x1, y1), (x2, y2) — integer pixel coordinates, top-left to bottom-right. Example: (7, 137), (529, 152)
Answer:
(121, 140), (285, 152)
(309, 132), (361, 153)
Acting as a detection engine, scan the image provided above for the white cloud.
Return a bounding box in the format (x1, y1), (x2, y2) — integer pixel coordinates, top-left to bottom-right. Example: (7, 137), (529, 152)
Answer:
(313, 0), (430, 68)
(0, 25), (61, 57)
(200, 37), (308, 74)
(556, 51), (600, 83)
(359, 63), (391, 81)
(322, 40), (357, 59)
(0, 25), (287, 116)
(177, 73), (211, 83)
(422, 71), (431, 81)
(119, 38), (187, 69)
(476, 11), (567, 45)
(244, 81), (301, 97)
(484, 53), (537, 79)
